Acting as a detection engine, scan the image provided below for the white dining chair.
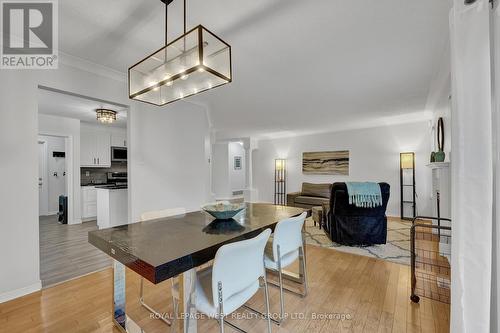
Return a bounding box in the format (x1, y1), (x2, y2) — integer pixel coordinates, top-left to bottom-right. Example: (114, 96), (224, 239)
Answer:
(138, 207), (186, 326)
(264, 211), (308, 324)
(173, 229), (273, 333)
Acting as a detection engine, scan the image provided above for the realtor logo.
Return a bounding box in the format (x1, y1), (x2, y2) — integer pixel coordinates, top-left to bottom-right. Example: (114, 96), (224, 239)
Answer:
(1, 0), (58, 69)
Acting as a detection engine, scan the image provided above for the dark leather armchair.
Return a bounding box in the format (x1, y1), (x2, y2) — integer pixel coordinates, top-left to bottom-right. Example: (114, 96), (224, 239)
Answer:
(325, 182), (390, 245)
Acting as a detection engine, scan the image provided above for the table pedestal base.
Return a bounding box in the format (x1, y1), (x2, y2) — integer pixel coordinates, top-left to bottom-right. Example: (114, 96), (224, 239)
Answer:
(112, 261), (197, 333)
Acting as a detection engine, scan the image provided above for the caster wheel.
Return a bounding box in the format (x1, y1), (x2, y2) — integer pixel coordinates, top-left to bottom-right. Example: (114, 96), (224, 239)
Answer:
(410, 295), (420, 303)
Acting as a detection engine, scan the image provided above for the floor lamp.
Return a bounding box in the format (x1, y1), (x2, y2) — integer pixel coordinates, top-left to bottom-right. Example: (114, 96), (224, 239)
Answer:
(274, 159), (286, 205)
(400, 152), (416, 220)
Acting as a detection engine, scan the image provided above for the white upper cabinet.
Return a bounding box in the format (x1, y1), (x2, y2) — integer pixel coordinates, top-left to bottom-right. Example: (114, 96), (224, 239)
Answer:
(81, 127), (111, 167)
(80, 129), (95, 166)
(111, 130), (127, 148)
(95, 131), (111, 166)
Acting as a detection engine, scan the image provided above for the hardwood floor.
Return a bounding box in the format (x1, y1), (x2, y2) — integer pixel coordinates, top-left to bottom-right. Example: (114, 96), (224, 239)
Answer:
(39, 215), (112, 287)
(1, 244), (449, 333)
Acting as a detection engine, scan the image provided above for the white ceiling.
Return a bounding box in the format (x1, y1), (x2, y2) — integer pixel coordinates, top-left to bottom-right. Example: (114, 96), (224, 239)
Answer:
(38, 89), (128, 128)
(57, 0), (452, 138)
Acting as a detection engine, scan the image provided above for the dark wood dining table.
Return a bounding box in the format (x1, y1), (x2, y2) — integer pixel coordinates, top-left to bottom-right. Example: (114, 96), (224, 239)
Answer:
(88, 203), (308, 333)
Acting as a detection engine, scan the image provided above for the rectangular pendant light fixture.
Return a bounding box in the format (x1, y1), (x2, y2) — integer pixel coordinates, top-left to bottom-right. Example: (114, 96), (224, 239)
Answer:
(129, 24), (232, 106)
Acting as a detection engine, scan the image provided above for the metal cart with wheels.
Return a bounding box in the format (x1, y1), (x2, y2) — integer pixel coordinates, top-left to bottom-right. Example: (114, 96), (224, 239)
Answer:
(410, 216), (451, 304)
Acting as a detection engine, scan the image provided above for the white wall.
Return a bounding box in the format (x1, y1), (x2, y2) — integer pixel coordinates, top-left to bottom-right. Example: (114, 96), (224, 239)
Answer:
(0, 60), (211, 302)
(129, 101), (211, 221)
(212, 143), (230, 199)
(253, 121), (433, 217)
(0, 65), (127, 302)
(228, 142), (246, 193)
(492, 3), (500, 331)
(38, 135), (66, 214)
(38, 114), (81, 224)
(429, 75), (452, 159)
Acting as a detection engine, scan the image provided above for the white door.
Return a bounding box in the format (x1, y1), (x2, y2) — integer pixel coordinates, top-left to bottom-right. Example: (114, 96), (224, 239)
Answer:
(38, 141), (48, 216)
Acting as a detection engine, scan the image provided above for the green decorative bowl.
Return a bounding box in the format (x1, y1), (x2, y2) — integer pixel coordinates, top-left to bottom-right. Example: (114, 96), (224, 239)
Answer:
(202, 202), (246, 220)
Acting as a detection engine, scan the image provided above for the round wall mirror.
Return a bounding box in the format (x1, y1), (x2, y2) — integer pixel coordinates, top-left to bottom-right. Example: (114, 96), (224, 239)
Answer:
(437, 117), (444, 152)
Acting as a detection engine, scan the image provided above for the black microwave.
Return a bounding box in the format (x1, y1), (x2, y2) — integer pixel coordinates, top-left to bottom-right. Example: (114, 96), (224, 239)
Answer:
(111, 147), (127, 162)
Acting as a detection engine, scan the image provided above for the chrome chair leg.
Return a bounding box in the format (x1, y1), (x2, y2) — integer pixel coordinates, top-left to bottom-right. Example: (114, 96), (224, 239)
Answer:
(267, 245), (308, 298)
(263, 270), (273, 333)
(218, 281), (225, 333)
(242, 272), (278, 328)
(264, 244), (309, 326)
(218, 278), (272, 333)
(217, 281), (247, 333)
(139, 277), (172, 325)
(276, 245), (285, 324)
(224, 321), (248, 333)
(299, 245), (308, 297)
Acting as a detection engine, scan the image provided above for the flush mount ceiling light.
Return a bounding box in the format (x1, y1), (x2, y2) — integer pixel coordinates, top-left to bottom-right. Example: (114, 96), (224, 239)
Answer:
(128, 0), (232, 106)
(96, 109), (117, 124)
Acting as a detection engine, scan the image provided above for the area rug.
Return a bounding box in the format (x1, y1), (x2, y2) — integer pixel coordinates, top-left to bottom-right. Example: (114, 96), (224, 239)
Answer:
(304, 217), (411, 265)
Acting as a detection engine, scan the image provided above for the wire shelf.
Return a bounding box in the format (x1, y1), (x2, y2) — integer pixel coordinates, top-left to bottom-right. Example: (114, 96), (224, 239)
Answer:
(410, 216), (451, 304)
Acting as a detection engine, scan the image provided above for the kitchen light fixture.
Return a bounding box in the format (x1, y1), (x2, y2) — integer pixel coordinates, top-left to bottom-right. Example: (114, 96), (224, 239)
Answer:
(128, 0), (232, 106)
(96, 109), (117, 124)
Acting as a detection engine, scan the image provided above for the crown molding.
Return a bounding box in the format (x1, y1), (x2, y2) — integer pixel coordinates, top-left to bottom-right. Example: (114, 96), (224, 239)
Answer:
(230, 110), (435, 141)
(58, 52), (127, 83)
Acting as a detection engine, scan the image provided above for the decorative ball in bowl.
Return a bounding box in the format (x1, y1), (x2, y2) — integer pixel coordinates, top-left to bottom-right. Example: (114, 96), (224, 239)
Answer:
(202, 201), (246, 220)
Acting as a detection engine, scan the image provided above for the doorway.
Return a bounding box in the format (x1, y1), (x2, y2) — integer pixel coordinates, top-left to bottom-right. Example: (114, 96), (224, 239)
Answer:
(38, 135), (68, 217)
(37, 86), (128, 287)
(212, 140), (247, 202)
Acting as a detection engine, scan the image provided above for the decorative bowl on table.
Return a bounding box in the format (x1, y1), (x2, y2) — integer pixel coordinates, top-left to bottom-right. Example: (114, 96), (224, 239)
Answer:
(202, 201), (246, 220)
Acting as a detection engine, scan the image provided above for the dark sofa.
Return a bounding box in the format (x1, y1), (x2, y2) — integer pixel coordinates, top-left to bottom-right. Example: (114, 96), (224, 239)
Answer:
(325, 182), (390, 246)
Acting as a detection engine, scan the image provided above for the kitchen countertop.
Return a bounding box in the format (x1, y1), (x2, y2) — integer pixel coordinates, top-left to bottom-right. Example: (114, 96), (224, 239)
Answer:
(95, 184), (128, 190)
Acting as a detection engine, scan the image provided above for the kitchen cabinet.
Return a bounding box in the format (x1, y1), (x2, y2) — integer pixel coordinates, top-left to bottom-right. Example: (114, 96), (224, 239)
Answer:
(81, 128), (111, 167)
(96, 187), (128, 229)
(81, 186), (97, 220)
(111, 131), (127, 148)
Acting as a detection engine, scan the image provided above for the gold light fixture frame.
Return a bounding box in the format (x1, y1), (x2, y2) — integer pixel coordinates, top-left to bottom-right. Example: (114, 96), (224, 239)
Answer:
(128, 0), (232, 106)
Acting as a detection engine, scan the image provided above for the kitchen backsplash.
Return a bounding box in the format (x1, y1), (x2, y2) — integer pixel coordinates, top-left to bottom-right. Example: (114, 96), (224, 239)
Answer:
(81, 162), (127, 185)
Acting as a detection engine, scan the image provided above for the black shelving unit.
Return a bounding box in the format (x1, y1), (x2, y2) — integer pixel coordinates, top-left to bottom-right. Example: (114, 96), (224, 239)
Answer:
(274, 159), (286, 205)
(400, 152), (416, 220)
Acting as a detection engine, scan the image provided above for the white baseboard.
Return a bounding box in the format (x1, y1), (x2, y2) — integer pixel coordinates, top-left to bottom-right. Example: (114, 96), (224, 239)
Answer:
(0, 281), (42, 303)
(69, 217), (83, 225)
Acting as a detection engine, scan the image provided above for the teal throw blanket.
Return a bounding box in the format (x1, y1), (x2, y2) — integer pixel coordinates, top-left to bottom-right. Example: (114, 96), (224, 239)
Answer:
(345, 182), (382, 208)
